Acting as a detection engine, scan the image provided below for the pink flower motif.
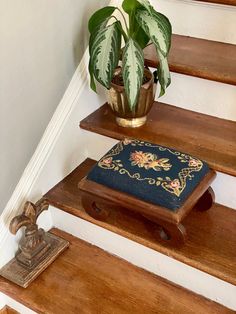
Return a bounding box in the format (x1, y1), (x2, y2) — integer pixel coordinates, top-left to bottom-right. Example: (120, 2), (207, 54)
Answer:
(170, 179), (180, 188)
(102, 157), (113, 165)
(130, 151), (149, 167)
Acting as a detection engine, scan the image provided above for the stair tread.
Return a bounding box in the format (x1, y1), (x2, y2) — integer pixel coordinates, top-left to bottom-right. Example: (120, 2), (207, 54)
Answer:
(196, 0), (236, 5)
(0, 228), (233, 314)
(44, 159), (236, 286)
(144, 35), (236, 85)
(80, 103), (236, 176)
(0, 306), (19, 314)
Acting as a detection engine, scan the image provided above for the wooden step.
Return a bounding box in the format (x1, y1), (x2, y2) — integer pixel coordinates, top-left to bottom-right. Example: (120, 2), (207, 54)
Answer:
(80, 103), (236, 177)
(144, 35), (236, 85)
(0, 306), (19, 314)
(44, 159), (236, 286)
(196, 0), (236, 5)
(0, 228), (233, 314)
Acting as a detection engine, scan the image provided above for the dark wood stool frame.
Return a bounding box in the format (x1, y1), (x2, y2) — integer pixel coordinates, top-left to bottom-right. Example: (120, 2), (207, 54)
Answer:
(79, 169), (216, 246)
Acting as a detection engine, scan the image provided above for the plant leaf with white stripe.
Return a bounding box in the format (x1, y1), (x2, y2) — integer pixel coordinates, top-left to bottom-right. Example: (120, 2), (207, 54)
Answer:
(157, 52), (171, 97)
(88, 6), (116, 34)
(90, 22), (121, 89)
(137, 0), (153, 14)
(136, 9), (172, 56)
(89, 18), (112, 92)
(122, 38), (144, 110)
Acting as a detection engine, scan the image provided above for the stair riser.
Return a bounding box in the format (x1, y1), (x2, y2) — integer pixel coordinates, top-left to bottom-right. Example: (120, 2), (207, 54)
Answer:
(50, 206), (236, 310)
(0, 294), (5, 310)
(84, 132), (236, 210)
(153, 0), (236, 44)
(155, 71), (236, 122)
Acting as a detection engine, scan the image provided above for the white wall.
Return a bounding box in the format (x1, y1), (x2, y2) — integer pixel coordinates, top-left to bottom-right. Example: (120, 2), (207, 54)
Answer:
(0, 0), (109, 213)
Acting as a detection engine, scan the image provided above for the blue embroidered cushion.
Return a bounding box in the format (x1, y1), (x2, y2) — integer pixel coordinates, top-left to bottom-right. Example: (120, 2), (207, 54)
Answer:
(87, 139), (210, 211)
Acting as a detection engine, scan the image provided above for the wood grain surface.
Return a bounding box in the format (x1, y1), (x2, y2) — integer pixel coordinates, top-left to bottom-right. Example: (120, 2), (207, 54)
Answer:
(0, 228), (234, 314)
(80, 103), (236, 176)
(79, 169), (216, 224)
(0, 306), (19, 314)
(44, 159), (236, 286)
(196, 0), (236, 5)
(144, 35), (236, 85)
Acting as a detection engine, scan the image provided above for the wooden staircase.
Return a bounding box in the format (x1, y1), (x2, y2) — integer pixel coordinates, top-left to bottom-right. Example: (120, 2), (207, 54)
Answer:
(144, 35), (236, 85)
(0, 1), (236, 313)
(80, 102), (236, 176)
(44, 159), (236, 286)
(0, 229), (234, 314)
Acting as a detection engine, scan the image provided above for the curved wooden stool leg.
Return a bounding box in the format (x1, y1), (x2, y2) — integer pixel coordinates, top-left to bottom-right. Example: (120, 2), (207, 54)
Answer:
(81, 193), (111, 221)
(194, 187), (215, 212)
(143, 213), (187, 246)
(153, 222), (187, 246)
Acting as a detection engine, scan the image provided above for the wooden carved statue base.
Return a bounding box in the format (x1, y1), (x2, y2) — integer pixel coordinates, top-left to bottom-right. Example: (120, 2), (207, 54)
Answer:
(0, 199), (69, 288)
(79, 170), (216, 247)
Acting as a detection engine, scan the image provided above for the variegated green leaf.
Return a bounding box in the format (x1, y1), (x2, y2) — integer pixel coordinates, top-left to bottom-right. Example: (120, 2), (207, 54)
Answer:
(157, 52), (171, 97)
(122, 38), (144, 110)
(122, 0), (138, 14)
(136, 9), (172, 56)
(90, 22), (121, 89)
(89, 17), (114, 92)
(137, 0), (153, 14)
(88, 6), (116, 33)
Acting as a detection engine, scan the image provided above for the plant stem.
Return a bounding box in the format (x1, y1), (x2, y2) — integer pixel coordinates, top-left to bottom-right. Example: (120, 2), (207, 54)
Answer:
(116, 7), (129, 34)
(129, 10), (136, 37)
(110, 16), (128, 42)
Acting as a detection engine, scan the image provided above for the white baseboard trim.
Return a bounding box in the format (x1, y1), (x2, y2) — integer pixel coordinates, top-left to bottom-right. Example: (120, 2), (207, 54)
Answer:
(50, 206), (236, 310)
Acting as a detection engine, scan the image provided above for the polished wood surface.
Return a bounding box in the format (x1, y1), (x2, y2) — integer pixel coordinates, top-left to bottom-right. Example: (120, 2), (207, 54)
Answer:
(0, 228), (233, 314)
(79, 169), (216, 246)
(144, 35), (236, 85)
(0, 306), (19, 314)
(196, 0), (236, 5)
(80, 103), (236, 176)
(79, 170), (216, 224)
(44, 159), (236, 286)
(0, 232), (69, 288)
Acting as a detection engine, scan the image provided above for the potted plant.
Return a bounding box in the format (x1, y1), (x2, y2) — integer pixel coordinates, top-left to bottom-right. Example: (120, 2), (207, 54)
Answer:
(88, 0), (172, 128)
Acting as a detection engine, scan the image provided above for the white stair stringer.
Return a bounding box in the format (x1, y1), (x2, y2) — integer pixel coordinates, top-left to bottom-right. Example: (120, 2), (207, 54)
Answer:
(50, 206), (236, 311)
(150, 0), (236, 44)
(83, 131), (236, 210)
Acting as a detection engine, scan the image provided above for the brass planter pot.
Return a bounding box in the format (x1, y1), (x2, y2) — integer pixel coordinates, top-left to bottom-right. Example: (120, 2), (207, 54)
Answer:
(108, 68), (156, 128)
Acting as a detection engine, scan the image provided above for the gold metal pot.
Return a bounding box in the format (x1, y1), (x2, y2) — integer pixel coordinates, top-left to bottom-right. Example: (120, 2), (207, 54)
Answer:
(107, 68), (156, 128)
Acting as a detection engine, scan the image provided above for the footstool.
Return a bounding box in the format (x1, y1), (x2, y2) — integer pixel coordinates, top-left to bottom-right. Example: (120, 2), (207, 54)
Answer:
(78, 138), (216, 246)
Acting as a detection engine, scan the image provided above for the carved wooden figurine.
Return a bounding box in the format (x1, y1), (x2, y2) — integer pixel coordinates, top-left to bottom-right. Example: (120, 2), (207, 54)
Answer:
(10, 200), (51, 269)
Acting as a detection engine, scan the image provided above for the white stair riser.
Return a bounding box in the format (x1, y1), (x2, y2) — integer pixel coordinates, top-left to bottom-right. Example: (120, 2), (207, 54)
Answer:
(84, 132), (236, 210)
(50, 206), (236, 310)
(151, 0), (236, 44)
(0, 293), (5, 309)
(156, 71), (236, 122)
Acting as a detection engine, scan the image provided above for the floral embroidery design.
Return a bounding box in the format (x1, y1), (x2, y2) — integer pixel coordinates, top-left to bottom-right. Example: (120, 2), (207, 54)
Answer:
(130, 151), (171, 171)
(98, 138), (204, 197)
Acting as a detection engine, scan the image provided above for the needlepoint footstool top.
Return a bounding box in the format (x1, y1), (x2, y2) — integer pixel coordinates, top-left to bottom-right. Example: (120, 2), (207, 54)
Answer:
(86, 138), (210, 211)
